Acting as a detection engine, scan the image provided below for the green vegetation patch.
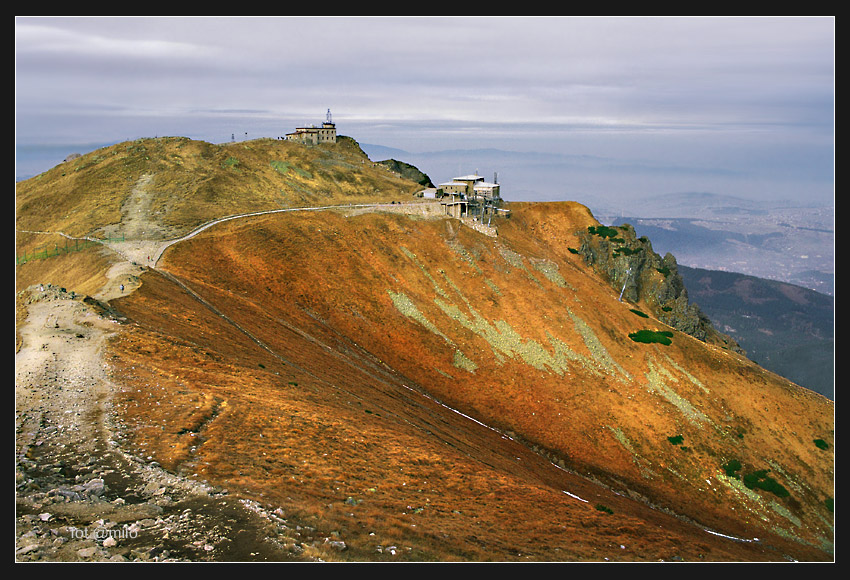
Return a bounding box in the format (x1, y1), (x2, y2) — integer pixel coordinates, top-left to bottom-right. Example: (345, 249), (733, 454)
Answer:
(742, 469), (790, 498)
(270, 160), (291, 174)
(587, 225), (620, 239)
(630, 309), (649, 318)
(814, 439), (830, 450)
(595, 504), (614, 514)
(667, 435), (684, 446)
(629, 329), (673, 345)
(721, 460), (790, 498)
(722, 459), (743, 478)
(613, 246), (641, 257)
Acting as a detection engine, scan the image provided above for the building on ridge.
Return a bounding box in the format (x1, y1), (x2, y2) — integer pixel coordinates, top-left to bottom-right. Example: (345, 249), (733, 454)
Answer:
(285, 109), (337, 144)
(437, 172), (504, 220)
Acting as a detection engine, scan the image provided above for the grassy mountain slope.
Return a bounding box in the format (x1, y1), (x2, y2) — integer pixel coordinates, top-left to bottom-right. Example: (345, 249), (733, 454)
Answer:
(105, 204), (833, 561)
(15, 138), (834, 562)
(15, 135), (420, 255)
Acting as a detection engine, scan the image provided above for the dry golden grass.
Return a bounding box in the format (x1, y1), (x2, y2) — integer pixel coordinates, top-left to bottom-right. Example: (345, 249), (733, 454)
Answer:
(15, 135), (420, 257)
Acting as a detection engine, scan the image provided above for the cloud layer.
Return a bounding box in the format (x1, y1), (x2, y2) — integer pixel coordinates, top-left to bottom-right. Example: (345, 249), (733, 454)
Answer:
(15, 17), (834, 203)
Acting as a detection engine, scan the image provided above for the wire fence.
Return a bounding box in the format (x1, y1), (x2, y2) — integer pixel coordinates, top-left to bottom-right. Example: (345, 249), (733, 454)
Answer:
(16, 234), (124, 266)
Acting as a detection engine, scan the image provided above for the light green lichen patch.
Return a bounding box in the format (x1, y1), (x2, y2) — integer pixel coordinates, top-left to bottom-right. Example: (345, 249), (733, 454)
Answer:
(453, 350), (478, 373)
(567, 309), (630, 381)
(400, 246), (450, 299)
(532, 258), (574, 290)
(663, 353), (708, 393)
(388, 290), (454, 347)
(433, 297), (508, 365)
(446, 239), (483, 275)
(484, 278), (502, 296)
(645, 358), (711, 426)
(499, 246), (542, 286)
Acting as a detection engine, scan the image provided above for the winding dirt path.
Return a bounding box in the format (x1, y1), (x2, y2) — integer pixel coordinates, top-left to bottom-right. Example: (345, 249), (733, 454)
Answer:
(15, 175), (466, 561)
(15, 186), (386, 562)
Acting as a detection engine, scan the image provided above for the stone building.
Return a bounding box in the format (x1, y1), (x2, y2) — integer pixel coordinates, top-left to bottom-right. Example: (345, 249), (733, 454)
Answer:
(438, 172), (502, 219)
(437, 173), (501, 202)
(285, 109), (337, 144)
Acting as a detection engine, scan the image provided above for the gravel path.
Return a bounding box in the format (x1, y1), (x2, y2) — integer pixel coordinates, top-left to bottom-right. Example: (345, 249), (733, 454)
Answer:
(14, 277), (322, 562)
(14, 196), (360, 562)
(15, 182), (449, 562)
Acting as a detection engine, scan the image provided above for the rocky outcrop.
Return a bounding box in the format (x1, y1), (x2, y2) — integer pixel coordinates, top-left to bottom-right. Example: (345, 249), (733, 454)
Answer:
(577, 223), (745, 355)
(375, 158), (434, 188)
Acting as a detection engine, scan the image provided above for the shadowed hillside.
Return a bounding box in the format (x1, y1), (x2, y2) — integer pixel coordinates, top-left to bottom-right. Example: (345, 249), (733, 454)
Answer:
(15, 138), (834, 562)
(679, 265), (835, 400)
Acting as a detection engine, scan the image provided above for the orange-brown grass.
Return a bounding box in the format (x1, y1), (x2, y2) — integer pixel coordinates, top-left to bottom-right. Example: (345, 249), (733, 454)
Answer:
(106, 202), (833, 561)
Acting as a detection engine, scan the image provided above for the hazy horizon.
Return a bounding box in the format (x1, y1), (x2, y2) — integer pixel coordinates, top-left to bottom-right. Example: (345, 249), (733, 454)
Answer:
(16, 16), (834, 209)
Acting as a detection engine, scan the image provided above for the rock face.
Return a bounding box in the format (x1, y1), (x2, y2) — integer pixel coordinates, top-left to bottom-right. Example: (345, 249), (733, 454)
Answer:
(577, 223), (744, 355)
(376, 158), (434, 188)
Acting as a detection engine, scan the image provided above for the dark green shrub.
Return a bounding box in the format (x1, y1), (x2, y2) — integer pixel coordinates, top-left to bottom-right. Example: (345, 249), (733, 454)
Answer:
(615, 246), (641, 256)
(742, 469), (790, 498)
(629, 330), (673, 345)
(667, 435), (684, 445)
(588, 225), (620, 239)
(722, 459), (742, 478)
(630, 309), (649, 318)
(595, 504), (613, 514)
(814, 439), (829, 450)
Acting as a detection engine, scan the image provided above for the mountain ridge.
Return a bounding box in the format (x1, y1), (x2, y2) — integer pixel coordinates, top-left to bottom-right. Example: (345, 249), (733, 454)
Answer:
(15, 136), (834, 562)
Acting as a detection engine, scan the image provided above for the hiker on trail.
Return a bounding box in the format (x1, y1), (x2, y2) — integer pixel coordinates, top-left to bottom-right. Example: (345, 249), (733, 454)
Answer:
(120, 284), (124, 293)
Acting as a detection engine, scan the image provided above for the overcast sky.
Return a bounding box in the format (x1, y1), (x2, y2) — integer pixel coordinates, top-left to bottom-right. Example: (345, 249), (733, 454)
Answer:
(15, 16), (834, 206)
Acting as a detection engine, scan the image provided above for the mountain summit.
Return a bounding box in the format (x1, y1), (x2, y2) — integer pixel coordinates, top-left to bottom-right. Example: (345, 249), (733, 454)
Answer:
(16, 136), (833, 562)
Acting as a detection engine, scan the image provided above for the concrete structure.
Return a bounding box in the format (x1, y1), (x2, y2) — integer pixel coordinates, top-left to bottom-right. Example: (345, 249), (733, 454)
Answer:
(440, 194), (468, 218)
(437, 173), (501, 202)
(437, 172), (504, 220)
(286, 109), (337, 144)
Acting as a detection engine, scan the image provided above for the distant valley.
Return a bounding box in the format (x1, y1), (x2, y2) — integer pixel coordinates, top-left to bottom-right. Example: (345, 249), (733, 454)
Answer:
(606, 205), (834, 297)
(678, 265), (834, 400)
